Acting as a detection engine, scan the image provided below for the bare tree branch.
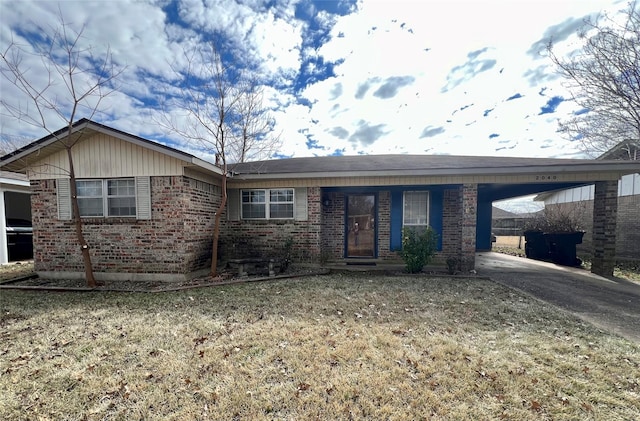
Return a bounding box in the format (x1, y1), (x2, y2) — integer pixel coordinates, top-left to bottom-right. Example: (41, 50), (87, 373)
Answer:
(156, 42), (280, 276)
(0, 11), (124, 286)
(548, 1), (640, 159)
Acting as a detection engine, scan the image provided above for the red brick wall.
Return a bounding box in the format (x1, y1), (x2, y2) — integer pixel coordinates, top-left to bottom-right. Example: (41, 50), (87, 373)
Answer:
(617, 195), (640, 260)
(592, 180), (618, 275)
(442, 188), (462, 257)
(220, 187), (322, 263)
(30, 176), (217, 276)
(320, 191), (345, 260)
(440, 185), (477, 270)
(377, 191), (393, 259)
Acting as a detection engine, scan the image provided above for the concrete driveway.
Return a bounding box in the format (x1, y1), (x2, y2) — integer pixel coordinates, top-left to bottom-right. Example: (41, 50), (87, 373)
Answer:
(476, 252), (640, 343)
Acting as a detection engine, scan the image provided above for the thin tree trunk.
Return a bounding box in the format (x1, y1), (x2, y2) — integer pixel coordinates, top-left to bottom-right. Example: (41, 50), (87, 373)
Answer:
(210, 174), (227, 276)
(66, 147), (97, 287)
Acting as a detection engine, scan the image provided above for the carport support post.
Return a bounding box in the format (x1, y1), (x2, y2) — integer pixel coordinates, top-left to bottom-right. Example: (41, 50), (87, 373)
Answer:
(461, 183), (478, 271)
(0, 191), (7, 264)
(591, 180), (618, 277)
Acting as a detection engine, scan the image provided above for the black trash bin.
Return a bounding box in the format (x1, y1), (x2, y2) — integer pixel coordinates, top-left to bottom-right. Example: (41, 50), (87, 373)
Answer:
(524, 230), (549, 261)
(544, 231), (584, 267)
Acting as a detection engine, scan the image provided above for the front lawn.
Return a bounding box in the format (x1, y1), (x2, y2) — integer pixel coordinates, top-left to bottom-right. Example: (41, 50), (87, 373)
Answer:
(1, 274), (638, 420)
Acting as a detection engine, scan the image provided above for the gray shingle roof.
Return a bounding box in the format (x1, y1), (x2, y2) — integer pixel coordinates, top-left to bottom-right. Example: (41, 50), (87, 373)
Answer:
(232, 154), (640, 178)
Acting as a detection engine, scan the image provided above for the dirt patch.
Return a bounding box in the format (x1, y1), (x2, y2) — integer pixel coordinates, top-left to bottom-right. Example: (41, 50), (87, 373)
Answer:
(0, 261), (34, 282)
(493, 235), (524, 248)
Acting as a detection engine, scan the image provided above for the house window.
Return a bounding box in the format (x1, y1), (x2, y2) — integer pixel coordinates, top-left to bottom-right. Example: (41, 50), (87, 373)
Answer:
(403, 191), (429, 229)
(107, 179), (136, 216)
(76, 179), (136, 217)
(241, 188), (294, 219)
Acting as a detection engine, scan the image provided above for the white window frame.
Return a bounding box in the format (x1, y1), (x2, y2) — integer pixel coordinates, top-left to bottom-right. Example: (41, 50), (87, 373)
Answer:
(76, 178), (137, 218)
(403, 191), (430, 228)
(241, 188), (294, 220)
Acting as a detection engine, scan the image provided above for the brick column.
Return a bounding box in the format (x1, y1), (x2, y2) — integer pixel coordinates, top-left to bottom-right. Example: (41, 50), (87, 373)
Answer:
(442, 188), (462, 258)
(591, 180), (618, 276)
(461, 183), (478, 271)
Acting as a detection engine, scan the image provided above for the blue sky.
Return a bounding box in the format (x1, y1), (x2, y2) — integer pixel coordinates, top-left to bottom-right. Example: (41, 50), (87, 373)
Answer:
(0, 0), (629, 161)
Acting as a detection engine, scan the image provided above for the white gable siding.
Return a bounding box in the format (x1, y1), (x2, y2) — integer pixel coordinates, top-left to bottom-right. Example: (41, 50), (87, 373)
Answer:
(544, 174), (639, 204)
(26, 133), (186, 179)
(620, 173), (640, 196)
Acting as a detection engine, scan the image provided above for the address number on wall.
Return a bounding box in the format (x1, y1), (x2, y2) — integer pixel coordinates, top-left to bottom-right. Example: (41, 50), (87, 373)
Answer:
(535, 175), (558, 181)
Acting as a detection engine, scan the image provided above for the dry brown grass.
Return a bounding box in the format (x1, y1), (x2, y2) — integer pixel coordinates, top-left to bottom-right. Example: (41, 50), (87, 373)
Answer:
(0, 261), (34, 282)
(1, 273), (639, 420)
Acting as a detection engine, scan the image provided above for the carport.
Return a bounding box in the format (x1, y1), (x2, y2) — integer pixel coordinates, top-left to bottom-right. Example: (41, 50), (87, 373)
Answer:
(0, 171), (32, 264)
(472, 159), (639, 277)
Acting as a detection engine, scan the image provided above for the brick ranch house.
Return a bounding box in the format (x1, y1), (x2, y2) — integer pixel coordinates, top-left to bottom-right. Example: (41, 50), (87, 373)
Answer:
(1, 119), (638, 280)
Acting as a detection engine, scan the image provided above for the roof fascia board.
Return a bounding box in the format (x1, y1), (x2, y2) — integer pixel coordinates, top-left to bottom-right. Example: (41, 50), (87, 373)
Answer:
(0, 177), (30, 187)
(1, 119), (97, 168)
(0, 127), (81, 167)
(190, 157), (224, 175)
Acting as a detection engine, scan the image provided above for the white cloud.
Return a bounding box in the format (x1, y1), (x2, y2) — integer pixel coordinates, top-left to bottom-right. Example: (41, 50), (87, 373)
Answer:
(0, 0), (627, 161)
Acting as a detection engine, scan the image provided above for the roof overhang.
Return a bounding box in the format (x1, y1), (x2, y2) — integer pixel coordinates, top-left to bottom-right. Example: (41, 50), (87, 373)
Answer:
(230, 158), (640, 181)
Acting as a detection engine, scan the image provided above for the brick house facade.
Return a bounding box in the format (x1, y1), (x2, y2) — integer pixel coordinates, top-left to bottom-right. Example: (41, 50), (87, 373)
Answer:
(31, 175), (219, 281)
(2, 120), (638, 279)
(221, 184), (478, 271)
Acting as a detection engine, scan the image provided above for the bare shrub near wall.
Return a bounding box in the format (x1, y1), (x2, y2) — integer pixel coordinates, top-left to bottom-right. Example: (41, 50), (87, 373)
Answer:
(524, 202), (589, 233)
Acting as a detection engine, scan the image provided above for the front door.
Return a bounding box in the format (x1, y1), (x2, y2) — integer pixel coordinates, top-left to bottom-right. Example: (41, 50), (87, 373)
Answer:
(346, 194), (376, 258)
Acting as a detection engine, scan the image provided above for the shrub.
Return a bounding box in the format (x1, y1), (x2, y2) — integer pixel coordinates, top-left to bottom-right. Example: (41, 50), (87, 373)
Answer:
(523, 203), (587, 233)
(446, 256), (460, 275)
(398, 226), (438, 273)
(279, 237), (294, 273)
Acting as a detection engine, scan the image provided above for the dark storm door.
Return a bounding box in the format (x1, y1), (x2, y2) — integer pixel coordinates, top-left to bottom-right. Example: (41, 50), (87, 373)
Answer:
(345, 194), (376, 258)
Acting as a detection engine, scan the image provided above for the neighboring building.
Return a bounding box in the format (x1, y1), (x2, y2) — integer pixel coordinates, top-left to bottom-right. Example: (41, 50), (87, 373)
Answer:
(1, 119), (638, 279)
(490, 207), (538, 237)
(535, 142), (640, 261)
(1, 171), (32, 263)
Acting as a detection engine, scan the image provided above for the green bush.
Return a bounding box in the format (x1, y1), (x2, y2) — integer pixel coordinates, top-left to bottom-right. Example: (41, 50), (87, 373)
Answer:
(399, 226), (438, 273)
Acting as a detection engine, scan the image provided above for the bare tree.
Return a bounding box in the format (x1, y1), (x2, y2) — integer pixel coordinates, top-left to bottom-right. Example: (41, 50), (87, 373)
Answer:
(0, 135), (32, 156)
(158, 44), (280, 276)
(548, 1), (640, 159)
(231, 78), (280, 163)
(0, 14), (122, 287)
